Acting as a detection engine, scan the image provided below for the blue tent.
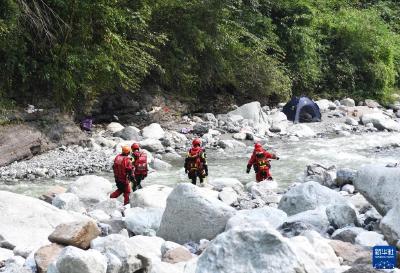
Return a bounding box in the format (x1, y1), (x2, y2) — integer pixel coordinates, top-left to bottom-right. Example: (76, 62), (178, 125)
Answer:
(282, 96), (321, 123)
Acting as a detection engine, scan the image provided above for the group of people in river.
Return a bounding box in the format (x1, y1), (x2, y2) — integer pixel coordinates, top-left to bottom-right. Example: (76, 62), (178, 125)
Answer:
(110, 139), (279, 205)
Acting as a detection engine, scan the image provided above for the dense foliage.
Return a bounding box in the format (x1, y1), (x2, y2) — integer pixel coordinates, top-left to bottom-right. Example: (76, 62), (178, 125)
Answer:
(1, 0), (400, 110)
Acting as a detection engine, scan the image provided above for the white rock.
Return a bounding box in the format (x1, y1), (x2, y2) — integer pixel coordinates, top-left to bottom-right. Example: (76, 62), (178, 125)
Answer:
(67, 175), (113, 207)
(139, 138), (165, 153)
(232, 133), (246, 140)
(379, 204), (400, 245)
(355, 231), (387, 247)
(124, 207), (163, 235)
(285, 208), (330, 234)
(142, 123), (165, 140)
(52, 193), (83, 212)
(54, 246), (107, 273)
(88, 210), (110, 222)
(107, 122), (124, 134)
(227, 102), (269, 126)
(226, 207), (287, 230)
(250, 181), (280, 204)
(348, 193), (370, 213)
(0, 248), (14, 261)
(208, 178), (244, 193)
(161, 241), (182, 257)
(0, 191), (88, 250)
(157, 184), (236, 244)
(336, 168), (357, 187)
(340, 98), (355, 107)
(316, 99), (336, 112)
(353, 165), (400, 215)
(341, 184), (355, 194)
(218, 140), (246, 152)
(129, 235), (165, 262)
(325, 203), (358, 229)
(130, 185), (173, 209)
(287, 124), (316, 138)
(291, 231), (340, 270)
(218, 187), (238, 206)
(90, 234), (144, 272)
(151, 158), (172, 170)
(361, 112), (400, 131)
(278, 181), (348, 216)
(195, 221), (337, 273)
(331, 227), (367, 243)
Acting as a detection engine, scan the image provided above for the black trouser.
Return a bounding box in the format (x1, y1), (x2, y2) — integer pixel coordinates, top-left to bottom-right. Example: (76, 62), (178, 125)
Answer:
(189, 171), (204, 185)
(132, 174), (146, 191)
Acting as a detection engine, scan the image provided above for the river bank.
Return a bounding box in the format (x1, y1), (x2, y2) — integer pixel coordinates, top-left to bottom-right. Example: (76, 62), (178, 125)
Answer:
(0, 98), (400, 273)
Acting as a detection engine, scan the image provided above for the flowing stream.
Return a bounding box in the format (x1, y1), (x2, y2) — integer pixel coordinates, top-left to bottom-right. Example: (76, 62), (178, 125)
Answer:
(1, 132), (399, 197)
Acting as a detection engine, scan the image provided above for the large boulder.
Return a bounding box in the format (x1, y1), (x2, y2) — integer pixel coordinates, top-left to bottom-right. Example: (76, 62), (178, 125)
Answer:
(157, 184), (236, 244)
(336, 168), (357, 187)
(139, 138), (165, 153)
(353, 165), (400, 215)
(142, 123), (165, 140)
(328, 240), (370, 266)
(227, 102), (269, 126)
(124, 207), (163, 235)
(130, 185), (173, 209)
(316, 99), (336, 112)
(360, 112), (400, 131)
(331, 227), (365, 244)
(379, 204), (400, 245)
(218, 187), (238, 206)
(305, 164), (337, 188)
(249, 181), (281, 204)
(90, 234), (147, 272)
(162, 247), (192, 264)
(326, 204), (359, 229)
(34, 243), (64, 273)
(217, 140), (246, 152)
(284, 208), (330, 234)
(278, 182), (347, 216)
(195, 222), (339, 273)
(0, 191), (87, 250)
(52, 193), (83, 213)
(225, 207), (287, 230)
(39, 186), (67, 204)
(113, 126), (141, 141)
(128, 235), (165, 262)
(67, 175), (113, 207)
(107, 122), (124, 133)
(50, 246), (107, 273)
(355, 231), (387, 247)
(340, 98), (355, 107)
(48, 219), (101, 249)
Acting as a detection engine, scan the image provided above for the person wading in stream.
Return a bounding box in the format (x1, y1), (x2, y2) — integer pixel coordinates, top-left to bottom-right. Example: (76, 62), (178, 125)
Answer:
(130, 143), (148, 191)
(184, 138), (208, 186)
(246, 143), (279, 182)
(110, 145), (134, 205)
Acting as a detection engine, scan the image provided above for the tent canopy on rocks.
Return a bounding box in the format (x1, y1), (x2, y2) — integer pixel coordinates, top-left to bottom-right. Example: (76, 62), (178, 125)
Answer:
(282, 96), (322, 123)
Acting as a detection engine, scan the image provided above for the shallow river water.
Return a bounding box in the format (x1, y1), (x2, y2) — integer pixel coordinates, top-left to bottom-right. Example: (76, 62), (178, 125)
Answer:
(1, 132), (399, 197)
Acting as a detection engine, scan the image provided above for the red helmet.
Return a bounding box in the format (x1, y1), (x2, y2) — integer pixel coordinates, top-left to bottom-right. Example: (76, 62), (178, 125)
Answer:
(131, 143), (140, 151)
(192, 138), (202, 147)
(254, 143), (263, 152)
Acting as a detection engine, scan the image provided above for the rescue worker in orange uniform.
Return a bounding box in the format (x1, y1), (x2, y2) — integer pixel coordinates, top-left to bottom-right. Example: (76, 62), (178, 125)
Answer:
(246, 143), (279, 182)
(130, 143), (148, 191)
(110, 145), (134, 205)
(184, 138), (208, 185)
